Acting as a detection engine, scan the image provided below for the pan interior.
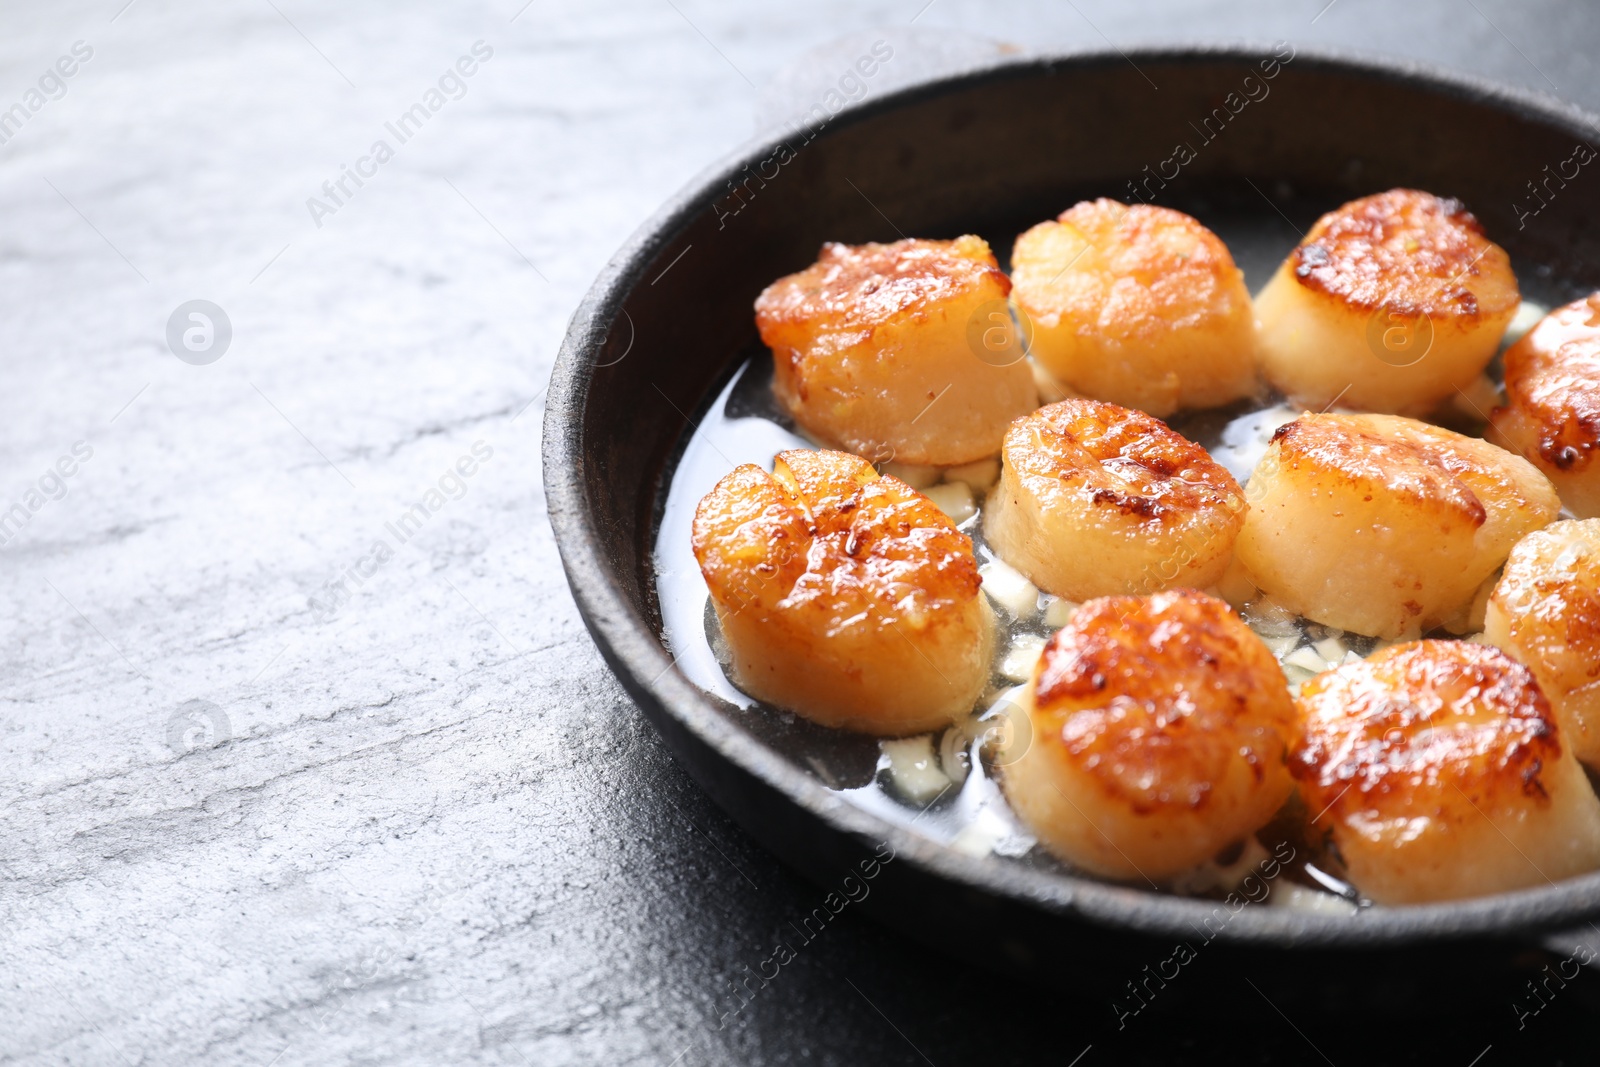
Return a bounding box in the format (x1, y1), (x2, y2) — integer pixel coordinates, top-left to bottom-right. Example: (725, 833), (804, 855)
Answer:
(650, 181), (1581, 916)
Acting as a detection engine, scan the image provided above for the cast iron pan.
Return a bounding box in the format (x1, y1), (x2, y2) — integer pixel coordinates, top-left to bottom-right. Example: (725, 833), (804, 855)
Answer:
(544, 45), (1600, 972)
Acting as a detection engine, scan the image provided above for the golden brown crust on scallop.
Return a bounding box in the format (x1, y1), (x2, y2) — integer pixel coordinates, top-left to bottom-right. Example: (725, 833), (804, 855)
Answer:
(693, 449), (980, 630)
(755, 236), (1007, 363)
(1237, 412), (1560, 639)
(1289, 189), (1517, 320)
(1490, 521), (1600, 665)
(1007, 199), (1257, 416)
(1007, 398), (1245, 530)
(1269, 416), (1487, 528)
(1031, 590), (1296, 816)
(1293, 641), (1559, 829)
(1011, 200), (1248, 338)
(984, 398), (1247, 600)
(1484, 520), (1600, 766)
(754, 236), (1037, 466)
(692, 448), (993, 735)
(691, 464), (813, 613)
(1493, 293), (1600, 475)
(1290, 637), (1600, 903)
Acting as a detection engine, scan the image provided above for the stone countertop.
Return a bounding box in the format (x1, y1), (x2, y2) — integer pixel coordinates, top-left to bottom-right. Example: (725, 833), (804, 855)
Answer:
(4, 1), (1599, 1064)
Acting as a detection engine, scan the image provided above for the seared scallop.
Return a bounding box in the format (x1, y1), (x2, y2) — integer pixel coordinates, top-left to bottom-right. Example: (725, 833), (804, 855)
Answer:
(755, 236), (1038, 466)
(1490, 293), (1600, 517)
(692, 448), (993, 735)
(1001, 589), (1296, 882)
(1009, 199), (1256, 417)
(1253, 189), (1520, 415)
(1236, 413), (1560, 639)
(1292, 641), (1600, 904)
(984, 398), (1248, 600)
(1484, 519), (1600, 767)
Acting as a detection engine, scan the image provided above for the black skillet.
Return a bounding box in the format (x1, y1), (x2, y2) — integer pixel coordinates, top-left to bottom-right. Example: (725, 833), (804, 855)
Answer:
(543, 45), (1600, 976)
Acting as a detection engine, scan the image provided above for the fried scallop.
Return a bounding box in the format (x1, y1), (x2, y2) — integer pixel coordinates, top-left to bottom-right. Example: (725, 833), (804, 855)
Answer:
(1292, 641), (1600, 904)
(755, 236), (1038, 466)
(1235, 413), (1560, 639)
(1484, 520), (1600, 767)
(1001, 590), (1297, 882)
(984, 398), (1248, 600)
(1490, 293), (1600, 516)
(692, 448), (994, 735)
(1253, 189), (1520, 415)
(1009, 199), (1256, 417)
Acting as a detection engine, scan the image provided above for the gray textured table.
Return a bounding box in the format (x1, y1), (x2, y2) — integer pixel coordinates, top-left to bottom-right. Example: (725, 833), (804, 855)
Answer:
(5, 2), (1600, 1064)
